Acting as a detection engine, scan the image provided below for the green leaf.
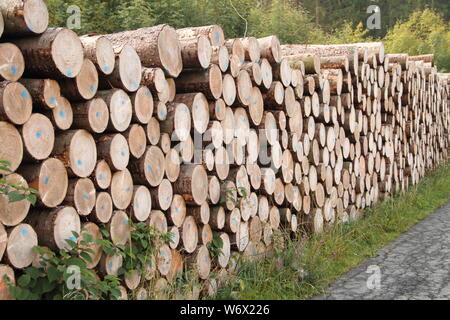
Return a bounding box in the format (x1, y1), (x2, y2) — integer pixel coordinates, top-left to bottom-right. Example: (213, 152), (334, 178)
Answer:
(26, 194), (37, 206)
(71, 231), (80, 239)
(47, 266), (60, 283)
(0, 159), (11, 166)
(26, 267), (41, 280)
(7, 190), (26, 202)
(80, 252), (93, 264)
(82, 233), (94, 243)
(83, 248), (95, 255)
(100, 229), (110, 238)
(18, 274), (31, 287)
(66, 257), (87, 268)
(65, 239), (78, 249)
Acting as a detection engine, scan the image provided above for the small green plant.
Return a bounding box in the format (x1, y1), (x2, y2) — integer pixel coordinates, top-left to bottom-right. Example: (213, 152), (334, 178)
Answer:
(220, 186), (248, 206)
(0, 159), (38, 205)
(99, 221), (174, 289)
(207, 232), (224, 260)
(119, 222), (169, 279)
(8, 231), (122, 300)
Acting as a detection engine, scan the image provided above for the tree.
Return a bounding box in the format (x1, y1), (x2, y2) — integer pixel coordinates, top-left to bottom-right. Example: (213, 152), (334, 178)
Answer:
(384, 9), (450, 72)
(248, 0), (328, 44)
(329, 21), (372, 44)
(117, 0), (155, 31)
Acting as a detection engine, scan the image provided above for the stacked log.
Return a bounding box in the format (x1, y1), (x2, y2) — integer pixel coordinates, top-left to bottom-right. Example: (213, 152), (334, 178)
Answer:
(0, 1), (448, 301)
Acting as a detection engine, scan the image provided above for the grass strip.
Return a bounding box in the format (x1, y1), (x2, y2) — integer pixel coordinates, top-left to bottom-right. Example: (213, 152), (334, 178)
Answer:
(217, 163), (450, 300)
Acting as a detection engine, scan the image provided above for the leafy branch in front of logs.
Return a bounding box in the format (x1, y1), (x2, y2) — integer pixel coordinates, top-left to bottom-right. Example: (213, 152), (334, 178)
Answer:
(4, 219), (175, 300)
(7, 231), (122, 300)
(0, 159), (39, 205)
(220, 186), (249, 206)
(99, 221), (174, 286)
(207, 232), (224, 260)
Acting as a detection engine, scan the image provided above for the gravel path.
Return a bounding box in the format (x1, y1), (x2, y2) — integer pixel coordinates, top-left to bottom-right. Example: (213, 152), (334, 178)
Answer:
(314, 200), (450, 300)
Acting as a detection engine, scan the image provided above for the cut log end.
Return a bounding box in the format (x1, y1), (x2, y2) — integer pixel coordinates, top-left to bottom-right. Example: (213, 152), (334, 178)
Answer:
(118, 45), (142, 93)
(0, 173), (30, 226)
(22, 113), (55, 161)
(0, 43), (25, 81)
(52, 28), (85, 78)
(95, 36), (115, 75)
(67, 130), (97, 178)
(159, 26), (183, 77)
(0, 121), (22, 173)
(1, 81), (33, 125)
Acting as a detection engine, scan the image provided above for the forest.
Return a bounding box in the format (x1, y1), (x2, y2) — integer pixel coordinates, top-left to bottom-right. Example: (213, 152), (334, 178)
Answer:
(46, 0), (450, 70)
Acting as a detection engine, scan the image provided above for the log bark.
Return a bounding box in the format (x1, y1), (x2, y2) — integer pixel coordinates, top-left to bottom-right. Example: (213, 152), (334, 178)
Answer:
(257, 36), (282, 64)
(72, 98), (109, 134)
(97, 133), (130, 171)
(128, 146), (165, 187)
(105, 25), (183, 77)
(79, 34), (115, 75)
(27, 206), (81, 250)
(175, 65), (223, 100)
(173, 165), (208, 206)
(99, 44), (142, 93)
(179, 35), (212, 69)
(0, 0), (48, 36)
(18, 78), (60, 110)
(96, 89), (132, 132)
(12, 28), (84, 79)
(52, 129), (97, 178)
(177, 25), (225, 47)
(60, 58), (99, 101)
(19, 158), (68, 209)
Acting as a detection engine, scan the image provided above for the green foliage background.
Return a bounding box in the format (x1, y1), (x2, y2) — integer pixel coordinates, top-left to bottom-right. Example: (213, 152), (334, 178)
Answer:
(46, 0), (450, 71)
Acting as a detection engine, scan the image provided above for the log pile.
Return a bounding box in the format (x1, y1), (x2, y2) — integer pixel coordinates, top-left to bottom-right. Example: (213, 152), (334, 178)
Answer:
(0, 1), (449, 300)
